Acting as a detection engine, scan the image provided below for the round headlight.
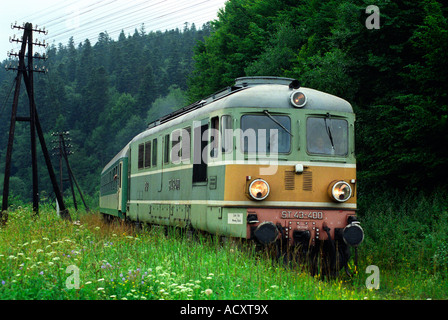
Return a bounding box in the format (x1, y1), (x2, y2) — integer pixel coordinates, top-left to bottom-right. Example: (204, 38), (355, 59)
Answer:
(249, 179), (270, 201)
(329, 181), (352, 202)
(291, 91), (307, 108)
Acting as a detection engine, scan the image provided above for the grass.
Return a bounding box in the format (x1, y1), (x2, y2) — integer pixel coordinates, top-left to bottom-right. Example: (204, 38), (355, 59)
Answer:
(1, 188), (447, 300)
(0, 205), (378, 300)
(356, 187), (448, 299)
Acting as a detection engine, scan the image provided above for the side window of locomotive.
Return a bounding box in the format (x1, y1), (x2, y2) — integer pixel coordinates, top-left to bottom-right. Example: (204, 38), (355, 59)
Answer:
(138, 143), (144, 169)
(152, 138), (157, 167)
(306, 117), (348, 156)
(144, 141), (151, 168)
(221, 115), (232, 153)
(210, 116), (219, 158)
(171, 129), (182, 164)
(240, 115), (291, 154)
(182, 126), (191, 162)
(164, 134), (170, 164)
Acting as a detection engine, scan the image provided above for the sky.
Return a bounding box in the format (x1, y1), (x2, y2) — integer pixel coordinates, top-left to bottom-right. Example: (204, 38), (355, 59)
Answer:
(0, 0), (227, 61)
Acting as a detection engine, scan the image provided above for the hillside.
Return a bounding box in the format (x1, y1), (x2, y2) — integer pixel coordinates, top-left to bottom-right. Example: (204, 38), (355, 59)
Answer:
(0, 24), (211, 201)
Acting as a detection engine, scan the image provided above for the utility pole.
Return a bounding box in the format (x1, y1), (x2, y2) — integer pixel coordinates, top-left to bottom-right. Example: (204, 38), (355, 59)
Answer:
(51, 132), (89, 212)
(1, 22), (71, 223)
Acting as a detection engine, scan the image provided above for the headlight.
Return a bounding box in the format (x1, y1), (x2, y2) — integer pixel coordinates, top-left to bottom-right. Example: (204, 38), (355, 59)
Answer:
(290, 91), (307, 108)
(329, 181), (352, 202)
(249, 179), (270, 201)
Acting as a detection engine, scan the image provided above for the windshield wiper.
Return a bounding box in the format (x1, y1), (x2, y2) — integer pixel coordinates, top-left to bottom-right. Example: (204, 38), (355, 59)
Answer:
(324, 113), (335, 153)
(263, 110), (293, 137)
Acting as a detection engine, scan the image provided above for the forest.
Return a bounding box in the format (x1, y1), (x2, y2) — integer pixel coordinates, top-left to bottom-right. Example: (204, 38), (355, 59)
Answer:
(0, 0), (447, 204)
(0, 23), (211, 202)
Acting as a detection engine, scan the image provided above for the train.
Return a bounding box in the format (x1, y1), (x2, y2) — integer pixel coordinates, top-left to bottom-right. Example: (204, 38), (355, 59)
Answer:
(99, 76), (364, 274)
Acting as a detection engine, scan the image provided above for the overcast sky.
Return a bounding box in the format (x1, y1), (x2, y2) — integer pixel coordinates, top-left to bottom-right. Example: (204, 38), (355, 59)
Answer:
(0, 0), (227, 61)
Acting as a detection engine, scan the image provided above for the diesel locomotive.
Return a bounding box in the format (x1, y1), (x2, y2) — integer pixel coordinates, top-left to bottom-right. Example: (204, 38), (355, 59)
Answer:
(100, 76), (364, 273)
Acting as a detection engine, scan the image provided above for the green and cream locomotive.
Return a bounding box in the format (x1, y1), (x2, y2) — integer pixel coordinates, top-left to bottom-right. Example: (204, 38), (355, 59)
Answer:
(100, 77), (363, 272)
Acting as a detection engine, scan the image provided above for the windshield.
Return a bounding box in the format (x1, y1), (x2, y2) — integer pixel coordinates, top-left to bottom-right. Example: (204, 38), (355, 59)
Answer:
(241, 115), (291, 154)
(307, 117), (348, 156)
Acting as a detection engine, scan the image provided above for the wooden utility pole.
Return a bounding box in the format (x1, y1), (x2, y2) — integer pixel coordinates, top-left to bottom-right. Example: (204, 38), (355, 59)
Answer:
(51, 132), (90, 212)
(1, 22), (71, 223)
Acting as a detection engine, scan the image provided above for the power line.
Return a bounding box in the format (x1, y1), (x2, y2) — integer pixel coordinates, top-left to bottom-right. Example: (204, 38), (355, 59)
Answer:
(17, 0), (75, 24)
(8, 0), (224, 55)
(47, 0), (223, 45)
(43, 0), (119, 28)
(47, 0), (170, 41)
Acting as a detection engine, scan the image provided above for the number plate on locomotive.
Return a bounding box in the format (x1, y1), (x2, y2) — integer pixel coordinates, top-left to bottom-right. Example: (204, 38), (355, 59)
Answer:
(281, 211), (323, 220)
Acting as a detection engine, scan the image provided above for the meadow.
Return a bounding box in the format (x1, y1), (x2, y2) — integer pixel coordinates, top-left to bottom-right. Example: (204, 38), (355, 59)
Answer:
(0, 189), (447, 301)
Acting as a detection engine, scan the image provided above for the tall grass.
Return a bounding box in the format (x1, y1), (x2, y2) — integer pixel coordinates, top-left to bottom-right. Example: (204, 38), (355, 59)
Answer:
(1, 188), (447, 300)
(356, 187), (448, 298)
(0, 204), (379, 300)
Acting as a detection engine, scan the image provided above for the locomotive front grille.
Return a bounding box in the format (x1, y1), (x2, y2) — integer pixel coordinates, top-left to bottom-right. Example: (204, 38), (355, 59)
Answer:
(302, 171), (313, 191)
(284, 171), (295, 190)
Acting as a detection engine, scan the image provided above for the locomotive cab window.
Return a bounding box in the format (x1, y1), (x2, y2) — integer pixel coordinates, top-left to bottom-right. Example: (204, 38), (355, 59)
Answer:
(171, 126), (191, 164)
(306, 116), (348, 156)
(210, 116), (219, 158)
(241, 114), (291, 154)
(221, 115), (233, 153)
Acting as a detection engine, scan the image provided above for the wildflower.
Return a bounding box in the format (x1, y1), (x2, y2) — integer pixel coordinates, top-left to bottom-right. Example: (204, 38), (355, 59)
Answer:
(94, 227), (100, 230)
(110, 295), (117, 299)
(1, 281), (5, 285)
(204, 289), (213, 296)
(98, 278), (105, 282)
(39, 271), (44, 275)
(97, 287), (105, 291)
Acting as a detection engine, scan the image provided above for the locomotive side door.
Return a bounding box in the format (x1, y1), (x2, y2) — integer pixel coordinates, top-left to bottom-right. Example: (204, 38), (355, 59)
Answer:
(117, 161), (123, 212)
(192, 120), (208, 184)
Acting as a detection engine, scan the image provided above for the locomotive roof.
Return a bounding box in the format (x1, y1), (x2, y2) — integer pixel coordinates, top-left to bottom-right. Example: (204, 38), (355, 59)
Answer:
(138, 77), (353, 137)
(102, 77), (353, 173)
(148, 77), (352, 128)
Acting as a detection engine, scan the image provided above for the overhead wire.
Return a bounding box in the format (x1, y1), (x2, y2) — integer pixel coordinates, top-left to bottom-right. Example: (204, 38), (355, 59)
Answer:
(11, 0), (225, 52)
(16, 0), (75, 25)
(47, 0), (171, 41)
(47, 0), (223, 45)
(43, 0), (119, 28)
(55, 0), (219, 42)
